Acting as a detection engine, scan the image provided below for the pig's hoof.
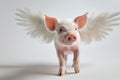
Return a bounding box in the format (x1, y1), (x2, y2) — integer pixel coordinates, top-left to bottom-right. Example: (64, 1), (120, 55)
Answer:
(74, 65), (80, 73)
(58, 72), (65, 76)
(58, 72), (64, 76)
(58, 69), (66, 76)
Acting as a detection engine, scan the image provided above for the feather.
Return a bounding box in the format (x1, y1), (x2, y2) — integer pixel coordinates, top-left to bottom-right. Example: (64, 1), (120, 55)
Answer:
(79, 12), (120, 44)
(15, 8), (55, 43)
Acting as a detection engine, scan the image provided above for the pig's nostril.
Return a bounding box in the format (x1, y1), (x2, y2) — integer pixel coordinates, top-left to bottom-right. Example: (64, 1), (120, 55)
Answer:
(73, 37), (76, 40)
(68, 37), (71, 41)
(67, 36), (76, 41)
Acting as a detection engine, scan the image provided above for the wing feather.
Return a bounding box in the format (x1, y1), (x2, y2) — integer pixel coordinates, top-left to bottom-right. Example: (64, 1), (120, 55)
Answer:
(79, 12), (120, 43)
(15, 8), (55, 43)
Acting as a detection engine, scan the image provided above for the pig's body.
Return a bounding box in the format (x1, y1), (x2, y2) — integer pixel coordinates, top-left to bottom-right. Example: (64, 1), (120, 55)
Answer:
(16, 8), (120, 76)
(54, 20), (81, 75)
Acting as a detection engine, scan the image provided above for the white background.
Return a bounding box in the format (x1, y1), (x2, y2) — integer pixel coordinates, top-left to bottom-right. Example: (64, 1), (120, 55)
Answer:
(0, 0), (120, 80)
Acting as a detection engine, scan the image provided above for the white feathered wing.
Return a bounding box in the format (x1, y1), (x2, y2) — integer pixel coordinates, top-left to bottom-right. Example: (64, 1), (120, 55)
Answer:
(16, 8), (55, 43)
(79, 12), (120, 44)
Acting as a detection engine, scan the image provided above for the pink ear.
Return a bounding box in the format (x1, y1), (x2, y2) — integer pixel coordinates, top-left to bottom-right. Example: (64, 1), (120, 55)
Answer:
(45, 15), (57, 31)
(74, 13), (88, 29)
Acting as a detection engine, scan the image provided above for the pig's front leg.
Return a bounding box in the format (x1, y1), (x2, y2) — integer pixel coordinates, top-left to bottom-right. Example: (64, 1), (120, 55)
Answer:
(57, 50), (66, 76)
(73, 48), (80, 73)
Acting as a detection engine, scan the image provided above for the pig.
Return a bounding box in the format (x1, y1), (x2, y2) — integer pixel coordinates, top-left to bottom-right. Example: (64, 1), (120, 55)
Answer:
(42, 14), (87, 76)
(16, 8), (120, 76)
(51, 15), (87, 76)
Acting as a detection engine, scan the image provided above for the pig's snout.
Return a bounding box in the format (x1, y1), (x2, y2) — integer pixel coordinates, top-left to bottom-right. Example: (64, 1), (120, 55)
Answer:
(65, 33), (77, 43)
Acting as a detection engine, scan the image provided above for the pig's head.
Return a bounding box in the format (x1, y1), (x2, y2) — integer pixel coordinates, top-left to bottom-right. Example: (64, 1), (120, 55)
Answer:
(45, 13), (87, 45)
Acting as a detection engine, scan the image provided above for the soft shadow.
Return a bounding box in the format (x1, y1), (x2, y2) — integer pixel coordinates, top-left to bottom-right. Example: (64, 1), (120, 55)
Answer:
(0, 63), (94, 80)
(0, 63), (58, 80)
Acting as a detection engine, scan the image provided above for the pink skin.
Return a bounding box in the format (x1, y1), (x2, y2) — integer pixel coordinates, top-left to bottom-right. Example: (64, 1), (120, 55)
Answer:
(56, 44), (80, 76)
(45, 13), (87, 76)
(55, 32), (80, 76)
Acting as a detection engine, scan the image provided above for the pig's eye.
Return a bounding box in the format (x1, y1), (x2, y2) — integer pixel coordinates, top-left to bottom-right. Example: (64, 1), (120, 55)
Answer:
(75, 28), (78, 30)
(59, 27), (66, 32)
(57, 27), (66, 34)
(59, 28), (63, 32)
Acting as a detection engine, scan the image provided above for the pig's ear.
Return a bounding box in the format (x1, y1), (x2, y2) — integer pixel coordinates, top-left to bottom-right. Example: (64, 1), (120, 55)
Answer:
(45, 15), (58, 31)
(74, 13), (88, 29)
